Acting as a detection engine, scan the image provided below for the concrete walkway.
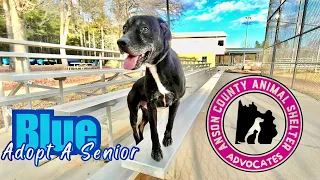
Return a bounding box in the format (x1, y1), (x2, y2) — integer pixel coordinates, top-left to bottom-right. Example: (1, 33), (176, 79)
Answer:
(1, 72), (319, 180)
(138, 73), (320, 180)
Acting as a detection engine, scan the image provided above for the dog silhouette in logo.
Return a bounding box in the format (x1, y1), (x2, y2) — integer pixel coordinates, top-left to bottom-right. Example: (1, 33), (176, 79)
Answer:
(235, 101), (277, 144)
(245, 117), (263, 144)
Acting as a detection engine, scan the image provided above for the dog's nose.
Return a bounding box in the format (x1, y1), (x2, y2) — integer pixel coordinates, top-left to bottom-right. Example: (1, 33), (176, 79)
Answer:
(117, 38), (129, 47)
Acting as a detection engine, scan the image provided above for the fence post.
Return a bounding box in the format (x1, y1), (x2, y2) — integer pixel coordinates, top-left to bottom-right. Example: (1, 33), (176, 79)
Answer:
(315, 44), (320, 72)
(291, 0), (308, 89)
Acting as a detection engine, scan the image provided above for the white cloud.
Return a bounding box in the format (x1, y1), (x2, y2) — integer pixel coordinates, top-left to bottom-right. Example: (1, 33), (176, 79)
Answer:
(213, 17), (223, 22)
(185, 14), (222, 22)
(195, 0), (208, 9)
(212, 1), (250, 12)
(260, 8), (269, 15)
(197, 13), (214, 21)
(230, 9), (268, 28)
(184, 0), (268, 22)
(185, 15), (197, 20)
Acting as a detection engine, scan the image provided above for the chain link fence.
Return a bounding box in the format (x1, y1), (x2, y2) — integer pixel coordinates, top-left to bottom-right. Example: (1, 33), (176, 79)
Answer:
(262, 0), (320, 100)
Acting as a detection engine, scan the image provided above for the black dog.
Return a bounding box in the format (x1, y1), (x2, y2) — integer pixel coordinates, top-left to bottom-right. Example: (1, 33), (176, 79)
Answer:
(117, 15), (186, 161)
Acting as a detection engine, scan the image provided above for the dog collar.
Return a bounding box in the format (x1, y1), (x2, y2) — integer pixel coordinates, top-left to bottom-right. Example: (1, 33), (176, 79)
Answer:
(154, 50), (169, 66)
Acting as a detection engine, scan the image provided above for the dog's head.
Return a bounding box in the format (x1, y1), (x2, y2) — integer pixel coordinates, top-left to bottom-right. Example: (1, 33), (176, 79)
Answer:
(117, 15), (172, 70)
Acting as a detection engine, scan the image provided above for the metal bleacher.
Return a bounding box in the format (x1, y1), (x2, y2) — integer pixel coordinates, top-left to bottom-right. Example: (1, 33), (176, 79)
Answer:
(0, 37), (221, 180)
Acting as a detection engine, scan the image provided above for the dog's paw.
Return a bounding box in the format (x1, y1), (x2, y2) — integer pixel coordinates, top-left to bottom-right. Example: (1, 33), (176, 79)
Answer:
(164, 92), (175, 107)
(151, 91), (162, 101)
(163, 131), (173, 147)
(134, 134), (141, 145)
(163, 136), (172, 147)
(151, 148), (163, 162)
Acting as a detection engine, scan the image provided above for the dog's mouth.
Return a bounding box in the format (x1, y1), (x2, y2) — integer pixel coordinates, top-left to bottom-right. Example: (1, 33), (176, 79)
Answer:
(123, 51), (151, 70)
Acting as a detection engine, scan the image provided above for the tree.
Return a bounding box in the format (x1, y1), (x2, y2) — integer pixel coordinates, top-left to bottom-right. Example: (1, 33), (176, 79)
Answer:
(255, 40), (265, 48)
(0, 0), (186, 69)
(132, 0), (185, 22)
(58, 0), (106, 64)
(2, 0), (41, 72)
(59, 0), (73, 66)
(0, 2), (9, 56)
(110, 0), (186, 37)
(24, 8), (60, 44)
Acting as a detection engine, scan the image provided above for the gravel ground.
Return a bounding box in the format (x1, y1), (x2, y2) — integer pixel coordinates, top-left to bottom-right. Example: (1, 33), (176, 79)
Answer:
(0, 65), (139, 129)
(0, 82), (135, 129)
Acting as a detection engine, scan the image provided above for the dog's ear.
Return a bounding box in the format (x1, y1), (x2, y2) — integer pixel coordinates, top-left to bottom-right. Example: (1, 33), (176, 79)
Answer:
(158, 18), (172, 41)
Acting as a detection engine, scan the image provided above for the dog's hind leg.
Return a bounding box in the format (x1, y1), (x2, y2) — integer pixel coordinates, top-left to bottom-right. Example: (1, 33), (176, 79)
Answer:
(138, 106), (148, 142)
(127, 91), (141, 144)
(163, 100), (180, 147)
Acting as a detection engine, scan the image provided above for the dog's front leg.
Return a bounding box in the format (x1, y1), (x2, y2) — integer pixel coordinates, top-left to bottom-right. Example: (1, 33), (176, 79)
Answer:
(147, 102), (163, 161)
(163, 100), (180, 147)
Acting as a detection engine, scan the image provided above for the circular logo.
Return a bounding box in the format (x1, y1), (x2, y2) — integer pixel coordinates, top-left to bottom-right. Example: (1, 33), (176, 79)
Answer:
(206, 75), (303, 172)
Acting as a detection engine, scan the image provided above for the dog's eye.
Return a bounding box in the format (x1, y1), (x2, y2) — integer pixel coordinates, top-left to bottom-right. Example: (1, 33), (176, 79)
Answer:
(141, 27), (149, 32)
(123, 26), (127, 32)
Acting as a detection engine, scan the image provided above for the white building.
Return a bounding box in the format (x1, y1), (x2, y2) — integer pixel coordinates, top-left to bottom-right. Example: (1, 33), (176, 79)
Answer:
(171, 32), (228, 66)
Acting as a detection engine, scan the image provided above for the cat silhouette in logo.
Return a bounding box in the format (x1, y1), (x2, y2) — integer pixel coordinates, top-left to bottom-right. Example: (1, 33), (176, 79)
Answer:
(247, 130), (258, 144)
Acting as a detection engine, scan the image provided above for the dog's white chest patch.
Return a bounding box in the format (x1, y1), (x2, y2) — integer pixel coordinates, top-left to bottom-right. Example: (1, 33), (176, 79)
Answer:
(146, 64), (170, 95)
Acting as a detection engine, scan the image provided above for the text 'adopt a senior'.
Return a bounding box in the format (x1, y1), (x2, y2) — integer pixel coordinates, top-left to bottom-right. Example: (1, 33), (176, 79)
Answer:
(1, 110), (140, 166)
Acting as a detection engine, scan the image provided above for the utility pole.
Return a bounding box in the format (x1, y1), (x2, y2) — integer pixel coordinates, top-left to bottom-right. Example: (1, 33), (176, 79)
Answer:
(166, 0), (170, 29)
(244, 16), (251, 48)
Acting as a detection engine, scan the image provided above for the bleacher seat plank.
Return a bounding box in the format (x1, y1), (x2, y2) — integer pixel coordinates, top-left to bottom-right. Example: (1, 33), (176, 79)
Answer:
(0, 78), (138, 107)
(120, 70), (223, 179)
(52, 88), (131, 116)
(88, 161), (138, 180)
(0, 68), (141, 82)
(89, 70), (223, 180)
(0, 67), (210, 107)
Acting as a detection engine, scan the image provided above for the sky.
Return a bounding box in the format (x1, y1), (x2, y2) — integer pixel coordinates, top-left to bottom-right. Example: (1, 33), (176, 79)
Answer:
(172, 0), (270, 48)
